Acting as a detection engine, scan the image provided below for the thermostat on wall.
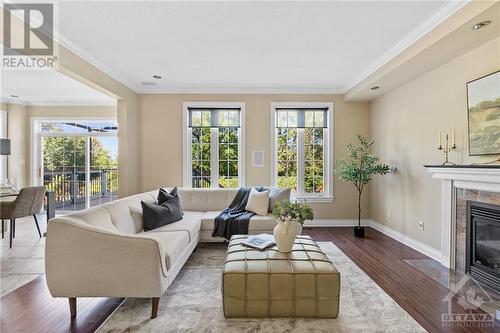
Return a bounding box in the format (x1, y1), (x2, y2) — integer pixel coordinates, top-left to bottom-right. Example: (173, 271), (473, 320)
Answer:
(252, 151), (264, 167)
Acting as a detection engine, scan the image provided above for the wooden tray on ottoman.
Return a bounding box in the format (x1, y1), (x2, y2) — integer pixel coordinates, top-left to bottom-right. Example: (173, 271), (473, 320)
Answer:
(222, 235), (340, 318)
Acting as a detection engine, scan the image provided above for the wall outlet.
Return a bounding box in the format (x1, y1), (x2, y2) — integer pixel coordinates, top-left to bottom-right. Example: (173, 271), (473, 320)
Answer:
(418, 221), (424, 231)
(387, 210), (392, 220)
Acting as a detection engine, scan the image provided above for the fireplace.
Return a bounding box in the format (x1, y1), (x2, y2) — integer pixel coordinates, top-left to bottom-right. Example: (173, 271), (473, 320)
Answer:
(466, 201), (500, 292)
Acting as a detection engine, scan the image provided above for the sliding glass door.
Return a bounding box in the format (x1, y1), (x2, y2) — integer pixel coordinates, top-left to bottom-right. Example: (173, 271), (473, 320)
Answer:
(35, 120), (118, 212)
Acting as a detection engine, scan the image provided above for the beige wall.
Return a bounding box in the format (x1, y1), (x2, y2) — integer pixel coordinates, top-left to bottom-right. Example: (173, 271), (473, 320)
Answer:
(4, 103), (27, 188)
(370, 37), (500, 250)
(57, 46), (139, 197)
(139, 94), (370, 219)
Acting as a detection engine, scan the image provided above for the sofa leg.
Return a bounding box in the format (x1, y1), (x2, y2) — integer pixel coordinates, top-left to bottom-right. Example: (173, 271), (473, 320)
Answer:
(69, 298), (77, 317)
(151, 297), (159, 319)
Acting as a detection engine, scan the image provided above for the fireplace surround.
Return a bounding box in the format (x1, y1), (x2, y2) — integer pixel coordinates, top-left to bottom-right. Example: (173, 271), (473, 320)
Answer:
(425, 165), (500, 269)
(466, 201), (500, 292)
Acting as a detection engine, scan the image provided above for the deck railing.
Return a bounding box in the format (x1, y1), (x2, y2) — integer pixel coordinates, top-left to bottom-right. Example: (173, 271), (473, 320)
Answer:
(43, 168), (118, 207)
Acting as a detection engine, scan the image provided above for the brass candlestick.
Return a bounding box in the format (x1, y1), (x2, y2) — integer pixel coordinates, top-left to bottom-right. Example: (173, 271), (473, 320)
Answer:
(438, 133), (456, 165)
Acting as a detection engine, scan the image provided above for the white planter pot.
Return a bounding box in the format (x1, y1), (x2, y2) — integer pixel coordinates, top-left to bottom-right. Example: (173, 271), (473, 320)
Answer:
(273, 220), (296, 253)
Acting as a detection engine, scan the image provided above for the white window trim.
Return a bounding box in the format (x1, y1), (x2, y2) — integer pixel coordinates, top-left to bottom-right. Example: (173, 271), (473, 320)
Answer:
(271, 102), (334, 202)
(182, 102), (246, 188)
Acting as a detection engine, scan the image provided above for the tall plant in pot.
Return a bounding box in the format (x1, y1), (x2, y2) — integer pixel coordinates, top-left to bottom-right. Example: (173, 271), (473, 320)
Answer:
(273, 201), (313, 252)
(336, 134), (390, 237)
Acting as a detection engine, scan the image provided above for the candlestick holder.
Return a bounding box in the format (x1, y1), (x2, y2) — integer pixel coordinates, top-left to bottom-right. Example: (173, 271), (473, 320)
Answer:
(438, 134), (456, 165)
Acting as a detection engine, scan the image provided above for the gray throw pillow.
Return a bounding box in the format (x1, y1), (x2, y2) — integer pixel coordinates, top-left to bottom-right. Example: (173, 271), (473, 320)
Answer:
(268, 187), (291, 213)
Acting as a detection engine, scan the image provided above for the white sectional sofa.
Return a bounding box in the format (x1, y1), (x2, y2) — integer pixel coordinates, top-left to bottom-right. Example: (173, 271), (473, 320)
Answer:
(45, 187), (299, 319)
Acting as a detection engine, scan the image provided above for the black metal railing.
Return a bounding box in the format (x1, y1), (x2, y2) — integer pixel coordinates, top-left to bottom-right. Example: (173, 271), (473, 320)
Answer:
(43, 168), (118, 208)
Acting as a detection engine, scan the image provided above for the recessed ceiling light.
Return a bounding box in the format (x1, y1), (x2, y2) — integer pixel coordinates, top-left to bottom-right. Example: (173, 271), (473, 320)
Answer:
(370, 86), (380, 91)
(153, 75), (162, 79)
(472, 20), (491, 31)
(9, 94), (18, 98)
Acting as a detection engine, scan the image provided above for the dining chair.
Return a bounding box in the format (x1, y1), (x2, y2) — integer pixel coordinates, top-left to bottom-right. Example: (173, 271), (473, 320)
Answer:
(0, 186), (46, 248)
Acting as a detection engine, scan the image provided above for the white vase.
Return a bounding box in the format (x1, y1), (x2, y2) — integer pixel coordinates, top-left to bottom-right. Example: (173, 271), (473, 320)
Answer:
(273, 220), (296, 253)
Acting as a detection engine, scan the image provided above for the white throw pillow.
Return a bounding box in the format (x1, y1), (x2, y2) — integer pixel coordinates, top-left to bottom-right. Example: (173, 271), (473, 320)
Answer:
(245, 188), (270, 216)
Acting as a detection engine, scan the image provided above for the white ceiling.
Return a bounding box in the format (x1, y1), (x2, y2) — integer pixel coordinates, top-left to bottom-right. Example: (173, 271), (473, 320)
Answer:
(1, 70), (117, 106)
(57, 1), (465, 94)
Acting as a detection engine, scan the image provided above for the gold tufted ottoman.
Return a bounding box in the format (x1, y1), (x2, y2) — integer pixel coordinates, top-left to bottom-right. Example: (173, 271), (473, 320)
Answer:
(222, 235), (340, 318)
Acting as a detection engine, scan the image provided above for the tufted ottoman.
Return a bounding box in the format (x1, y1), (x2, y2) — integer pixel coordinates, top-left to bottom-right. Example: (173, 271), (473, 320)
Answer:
(222, 235), (340, 318)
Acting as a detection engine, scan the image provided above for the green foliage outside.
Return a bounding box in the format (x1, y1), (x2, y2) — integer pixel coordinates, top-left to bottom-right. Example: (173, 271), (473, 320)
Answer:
(276, 128), (325, 193)
(336, 134), (390, 228)
(191, 127), (239, 188)
(273, 200), (314, 225)
(43, 135), (118, 197)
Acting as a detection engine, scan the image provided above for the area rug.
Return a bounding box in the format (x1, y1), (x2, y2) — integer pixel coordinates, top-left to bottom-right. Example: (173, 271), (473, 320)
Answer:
(97, 242), (425, 332)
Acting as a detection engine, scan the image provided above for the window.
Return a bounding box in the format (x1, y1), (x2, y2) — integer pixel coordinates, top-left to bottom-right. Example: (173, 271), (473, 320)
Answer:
(183, 103), (245, 188)
(271, 103), (333, 201)
(31, 118), (118, 211)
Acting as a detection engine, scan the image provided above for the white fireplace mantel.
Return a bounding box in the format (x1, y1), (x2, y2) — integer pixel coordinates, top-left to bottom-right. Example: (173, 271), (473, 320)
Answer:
(425, 165), (500, 269)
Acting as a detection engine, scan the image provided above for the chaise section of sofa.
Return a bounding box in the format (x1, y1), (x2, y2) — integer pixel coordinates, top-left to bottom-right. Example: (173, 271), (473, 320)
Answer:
(45, 187), (300, 319)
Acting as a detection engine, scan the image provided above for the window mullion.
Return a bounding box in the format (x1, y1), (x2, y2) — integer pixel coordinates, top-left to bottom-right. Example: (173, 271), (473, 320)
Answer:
(237, 128), (243, 187)
(187, 128), (193, 187)
(210, 128), (219, 188)
(297, 129), (305, 195)
(323, 128), (328, 197)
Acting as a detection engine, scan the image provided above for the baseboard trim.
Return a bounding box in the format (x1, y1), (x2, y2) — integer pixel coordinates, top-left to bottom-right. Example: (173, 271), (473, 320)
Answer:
(303, 219), (371, 227)
(368, 220), (443, 263)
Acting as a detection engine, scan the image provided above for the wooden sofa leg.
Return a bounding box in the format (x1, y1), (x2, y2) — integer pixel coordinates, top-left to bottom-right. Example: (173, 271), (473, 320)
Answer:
(151, 297), (159, 319)
(69, 298), (77, 317)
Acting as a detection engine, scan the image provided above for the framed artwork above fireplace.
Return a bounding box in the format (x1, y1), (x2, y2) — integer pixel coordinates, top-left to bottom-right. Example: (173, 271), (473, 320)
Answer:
(466, 70), (500, 156)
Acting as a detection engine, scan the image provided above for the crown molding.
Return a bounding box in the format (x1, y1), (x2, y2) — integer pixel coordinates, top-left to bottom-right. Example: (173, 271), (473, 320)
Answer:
(54, 33), (142, 93)
(1, 97), (116, 107)
(135, 86), (345, 95)
(343, 1), (469, 92)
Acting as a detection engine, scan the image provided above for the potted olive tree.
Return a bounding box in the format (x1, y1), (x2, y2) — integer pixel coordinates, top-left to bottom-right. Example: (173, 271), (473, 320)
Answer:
(336, 135), (390, 237)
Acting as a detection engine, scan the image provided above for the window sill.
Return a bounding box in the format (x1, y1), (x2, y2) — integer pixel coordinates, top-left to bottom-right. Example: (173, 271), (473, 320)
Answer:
(290, 195), (334, 203)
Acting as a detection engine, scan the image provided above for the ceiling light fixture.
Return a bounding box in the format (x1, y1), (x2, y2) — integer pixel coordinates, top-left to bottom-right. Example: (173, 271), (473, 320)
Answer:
(153, 75), (162, 79)
(9, 94), (18, 98)
(472, 20), (491, 30)
(370, 86), (380, 91)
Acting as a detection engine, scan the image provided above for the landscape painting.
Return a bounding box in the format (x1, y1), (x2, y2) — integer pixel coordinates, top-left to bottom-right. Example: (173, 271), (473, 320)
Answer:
(467, 70), (500, 156)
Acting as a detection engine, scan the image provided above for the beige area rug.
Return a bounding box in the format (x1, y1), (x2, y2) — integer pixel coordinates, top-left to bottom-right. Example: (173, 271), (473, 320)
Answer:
(97, 242), (426, 332)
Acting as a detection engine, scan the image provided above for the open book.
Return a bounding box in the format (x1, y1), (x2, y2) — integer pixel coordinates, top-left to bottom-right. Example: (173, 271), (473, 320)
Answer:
(242, 234), (276, 250)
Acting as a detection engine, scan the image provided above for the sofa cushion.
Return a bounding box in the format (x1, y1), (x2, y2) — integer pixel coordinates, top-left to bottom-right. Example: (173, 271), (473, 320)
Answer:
(201, 211), (278, 231)
(245, 187), (270, 216)
(141, 230), (189, 270)
(157, 187), (184, 216)
(145, 211), (202, 242)
(102, 193), (156, 234)
(142, 201), (183, 231)
(66, 207), (117, 232)
(201, 211), (219, 230)
(268, 187), (291, 213)
(176, 188), (238, 211)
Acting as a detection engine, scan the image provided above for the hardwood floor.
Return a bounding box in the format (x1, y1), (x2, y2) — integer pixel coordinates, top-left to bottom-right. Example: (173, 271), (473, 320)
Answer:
(303, 227), (499, 333)
(1, 227), (498, 332)
(0, 277), (123, 333)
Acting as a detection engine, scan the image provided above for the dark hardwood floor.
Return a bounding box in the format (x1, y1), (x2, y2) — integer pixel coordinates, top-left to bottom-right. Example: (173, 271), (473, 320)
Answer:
(1, 227), (498, 332)
(303, 227), (499, 333)
(0, 277), (123, 333)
